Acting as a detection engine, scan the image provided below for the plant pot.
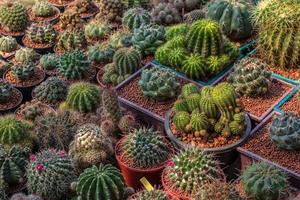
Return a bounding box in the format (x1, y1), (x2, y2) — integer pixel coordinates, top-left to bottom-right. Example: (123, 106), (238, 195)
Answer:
(0, 88), (23, 114)
(0, 44), (21, 60)
(22, 36), (55, 54)
(237, 111), (300, 188)
(68, 3), (99, 20)
(238, 40), (257, 59)
(275, 85), (300, 115)
(96, 67), (115, 89)
(27, 6), (60, 24)
(0, 26), (25, 45)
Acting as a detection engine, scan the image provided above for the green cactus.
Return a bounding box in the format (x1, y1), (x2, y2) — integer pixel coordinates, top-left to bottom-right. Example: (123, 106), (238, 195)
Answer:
(0, 3), (28, 33)
(242, 162), (288, 200)
(84, 20), (111, 41)
(132, 24), (165, 56)
(123, 127), (170, 168)
(181, 53), (206, 80)
(11, 62), (35, 81)
(199, 90), (219, 119)
(32, 0), (55, 17)
(139, 66), (180, 101)
(0, 36), (18, 53)
(122, 0), (149, 9)
(183, 9), (206, 24)
(102, 63), (120, 85)
(15, 48), (39, 64)
(165, 35), (186, 49)
(190, 110), (209, 133)
(151, 3), (182, 25)
(26, 22), (56, 44)
(173, 111), (190, 132)
(88, 43), (115, 64)
(19, 101), (44, 121)
(181, 83), (199, 99)
(173, 99), (189, 112)
(59, 9), (82, 30)
(58, 50), (90, 80)
(0, 80), (12, 103)
(39, 53), (59, 71)
(96, 0), (124, 23)
(65, 82), (101, 113)
(207, 55), (230, 76)
(27, 149), (76, 200)
(130, 189), (168, 200)
(166, 47), (188, 69)
(118, 114), (137, 134)
(76, 164), (125, 200)
(33, 77), (68, 105)
(186, 19), (223, 58)
(154, 45), (171, 66)
(166, 23), (190, 40)
(186, 93), (201, 112)
(227, 57), (271, 97)
(102, 89), (122, 124)
(57, 30), (87, 52)
(108, 29), (133, 49)
(122, 8), (151, 30)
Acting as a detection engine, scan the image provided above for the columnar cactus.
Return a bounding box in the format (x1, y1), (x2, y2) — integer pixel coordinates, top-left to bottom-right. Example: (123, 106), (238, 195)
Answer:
(57, 29), (87, 51)
(122, 8), (151, 30)
(0, 80), (13, 103)
(0, 36), (18, 53)
(32, 0), (55, 17)
(97, 0), (124, 23)
(59, 9), (82, 30)
(84, 20), (111, 41)
(27, 149), (76, 200)
(11, 62), (35, 81)
(123, 0), (149, 9)
(39, 53), (59, 71)
(139, 66), (180, 101)
(26, 22), (56, 44)
(15, 48), (39, 64)
(242, 162), (288, 200)
(76, 164), (125, 200)
(130, 189), (168, 200)
(151, 3), (182, 25)
(102, 89), (122, 124)
(88, 43), (115, 64)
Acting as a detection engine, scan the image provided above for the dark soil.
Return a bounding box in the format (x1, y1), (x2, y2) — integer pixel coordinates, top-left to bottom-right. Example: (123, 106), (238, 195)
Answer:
(23, 36), (55, 49)
(27, 7), (60, 23)
(0, 26), (24, 37)
(0, 89), (22, 111)
(280, 94), (300, 115)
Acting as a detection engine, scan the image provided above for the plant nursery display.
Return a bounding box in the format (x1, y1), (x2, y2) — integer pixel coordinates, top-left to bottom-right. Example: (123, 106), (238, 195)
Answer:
(28, 0), (60, 23)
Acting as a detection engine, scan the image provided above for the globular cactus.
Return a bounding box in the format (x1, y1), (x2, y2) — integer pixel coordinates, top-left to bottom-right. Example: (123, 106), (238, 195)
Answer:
(181, 83), (199, 99)
(165, 35), (186, 49)
(122, 8), (151, 30)
(69, 123), (114, 170)
(88, 43), (115, 64)
(18, 101), (44, 121)
(26, 22), (56, 44)
(132, 24), (165, 56)
(59, 9), (82, 30)
(269, 112), (300, 150)
(183, 9), (206, 24)
(118, 114), (137, 134)
(207, 0), (253, 40)
(190, 110), (209, 136)
(27, 149), (76, 200)
(242, 162), (288, 200)
(156, 47), (187, 69)
(84, 20), (112, 41)
(130, 189), (168, 200)
(199, 89), (219, 119)
(123, 0), (149, 9)
(165, 23), (189, 40)
(122, 127), (170, 168)
(207, 55), (230, 76)
(0, 79), (13, 103)
(33, 77), (68, 105)
(169, 0), (207, 12)
(101, 89), (122, 124)
(96, 0), (124, 23)
(58, 50), (90, 80)
(32, 0), (55, 17)
(102, 63), (120, 85)
(139, 66), (180, 101)
(0, 36), (18, 53)
(65, 82), (101, 113)
(108, 29), (132, 49)
(151, 3), (182, 25)
(76, 164), (125, 200)
(57, 29), (87, 52)
(39, 53), (59, 71)
(173, 111), (190, 132)
(0, 3), (28, 33)
(71, 0), (94, 14)
(15, 48), (39, 64)
(10, 193), (43, 200)
(181, 53), (206, 80)
(227, 57), (271, 97)
(11, 62), (35, 81)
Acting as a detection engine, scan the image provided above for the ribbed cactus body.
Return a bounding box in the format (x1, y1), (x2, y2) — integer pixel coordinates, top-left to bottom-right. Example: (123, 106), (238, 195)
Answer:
(122, 8), (151, 30)
(15, 48), (39, 64)
(11, 62), (35, 81)
(123, 0), (149, 9)
(26, 22), (56, 44)
(39, 53), (59, 71)
(108, 29), (132, 49)
(190, 111), (209, 132)
(0, 36), (18, 53)
(0, 80), (12, 103)
(166, 23), (189, 40)
(84, 20), (111, 41)
(182, 53), (206, 80)
(113, 47), (141, 76)
(32, 1), (55, 17)
(88, 43), (115, 64)
(181, 83), (199, 99)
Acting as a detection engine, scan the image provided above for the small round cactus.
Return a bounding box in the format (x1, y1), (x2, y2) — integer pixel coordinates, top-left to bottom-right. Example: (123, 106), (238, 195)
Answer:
(11, 62), (35, 81)
(15, 48), (39, 64)
(84, 20), (111, 41)
(151, 3), (182, 25)
(32, 0), (55, 17)
(108, 29), (132, 49)
(165, 23), (190, 40)
(122, 8), (151, 30)
(59, 9), (82, 30)
(88, 43), (115, 64)
(39, 53), (59, 71)
(182, 53), (206, 80)
(57, 29), (87, 52)
(0, 36), (18, 53)
(0, 79), (13, 103)
(26, 22), (57, 45)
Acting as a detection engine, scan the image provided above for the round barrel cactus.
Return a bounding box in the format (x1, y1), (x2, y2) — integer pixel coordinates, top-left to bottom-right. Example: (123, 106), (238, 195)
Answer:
(88, 43), (115, 64)
(32, 0), (55, 17)
(26, 22), (56, 44)
(0, 79), (13, 103)
(15, 48), (39, 64)
(0, 36), (18, 53)
(39, 53), (59, 71)
(84, 20), (111, 41)
(57, 30), (87, 52)
(122, 8), (151, 30)
(181, 53), (206, 80)
(11, 62), (35, 81)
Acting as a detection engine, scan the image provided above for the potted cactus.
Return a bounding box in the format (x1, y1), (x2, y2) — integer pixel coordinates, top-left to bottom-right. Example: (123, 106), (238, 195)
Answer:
(129, 189), (169, 200)
(0, 79), (23, 113)
(0, 36), (20, 59)
(122, 7), (151, 31)
(67, 0), (99, 19)
(84, 19), (112, 44)
(28, 0), (60, 23)
(87, 42), (115, 70)
(54, 8), (84, 32)
(108, 28), (132, 50)
(11, 47), (40, 65)
(0, 59), (12, 78)
(55, 29), (87, 54)
(38, 53), (60, 76)
(48, 0), (75, 10)
(96, 0), (124, 24)
(150, 2), (182, 25)
(116, 127), (174, 189)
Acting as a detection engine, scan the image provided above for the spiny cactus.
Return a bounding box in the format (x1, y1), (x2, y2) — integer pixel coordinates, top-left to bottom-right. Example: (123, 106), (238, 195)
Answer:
(59, 9), (82, 30)
(102, 63), (120, 85)
(227, 57), (271, 97)
(139, 66), (180, 101)
(10, 193), (43, 200)
(181, 83), (199, 99)
(0, 3), (28, 33)
(0, 36), (18, 53)
(122, 8), (151, 30)
(207, 0), (253, 40)
(76, 164), (125, 200)
(15, 48), (39, 64)
(173, 111), (190, 132)
(39, 53), (59, 71)
(0, 79), (12, 103)
(57, 29), (87, 52)
(26, 22), (56, 44)
(27, 149), (76, 200)
(169, 0), (207, 12)
(70, 0), (95, 14)
(123, 0), (149, 9)
(11, 62), (35, 81)
(32, 0), (55, 17)
(207, 55), (230, 76)
(108, 29), (132, 49)
(183, 9), (206, 24)
(181, 53), (206, 80)
(151, 3), (182, 25)
(156, 47), (187, 69)
(269, 112), (300, 150)
(242, 162), (288, 200)
(96, 0), (124, 23)
(102, 89), (122, 124)
(165, 23), (189, 40)
(118, 114), (137, 134)
(58, 50), (90, 80)
(88, 43), (115, 64)
(84, 20), (112, 41)
(18, 101), (45, 121)
(165, 35), (186, 49)
(130, 189), (168, 200)
(33, 77), (68, 105)
(190, 110), (209, 136)
(65, 82), (101, 113)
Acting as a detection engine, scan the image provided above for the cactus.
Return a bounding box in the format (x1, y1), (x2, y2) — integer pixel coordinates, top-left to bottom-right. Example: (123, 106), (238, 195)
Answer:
(181, 53), (206, 80)
(183, 9), (206, 24)
(173, 111), (190, 132)
(207, 0), (253, 40)
(76, 164), (125, 200)
(27, 149), (76, 200)
(10, 193), (43, 200)
(0, 187), (7, 200)
(0, 3), (28, 33)
(227, 57), (272, 97)
(242, 162), (288, 200)
(181, 83), (199, 99)
(18, 101), (44, 121)
(102, 89), (122, 124)
(65, 82), (101, 113)
(88, 43), (115, 64)
(39, 53), (59, 71)
(96, 0), (124, 23)
(190, 110), (209, 134)
(118, 114), (137, 133)
(165, 24), (189, 40)
(32, 0), (55, 17)
(186, 19), (223, 58)
(33, 77), (68, 105)
(57, 29), (87, 52)
(169, 0), (206, 12)
(161, 47), (188, 69)
(151, 3), (182, 25)
(139, 66), (180, 101)
(58, 50), (90, 80)
(69, 123), (114, 170)
(122, 8), (151, 30)
(122, 0), (149, 9)
(0, 36), (18, 53)
(132, 24), (165, 56)
(11, 62), (35, 81)
(165, 35), (186, 49)
(0, 79), (12, 103)
(269, 112), (300, 150)
(59, 9), (82, 30)
(71, 0), (94, 14)
(84, 20), (111, 41)
(26, 22), (56, 44)
(15, 48), (39, 64)
(108, 29), (132, 49)
(199, 90), (219, 119)
(130, 189), (168, 200)
(207, 55), (230, 76)
(102, 63), (119, 85)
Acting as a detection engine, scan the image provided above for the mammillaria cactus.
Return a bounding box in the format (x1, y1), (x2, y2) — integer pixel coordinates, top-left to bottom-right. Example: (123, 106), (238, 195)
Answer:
(269, 112), (300, 150)
(15, 48), (39, 64)
(130, 189), (168, 200)
(207, 0), (253, 40)
(151, 3), (182, 25)
(39, 53), (59, 71)
(70, 0), (95, 14)
(26, 22), (56, 45)
(57, 29), (87, 52)
(122, 8), (151, 30)
(32, 0), (55, 17)
(132, 24), (165, 56)
(242, 162), (288, 200)
(227, 57), (271, 97)
(84, 20), (111, 41)
(0, 36), (18, 53)
(97, 0), (124, 23)
(59, 9), (82, 30)
(11, 62), (35, 81)
(139, 66), (180, 101)
(27, 149), (76, 200)
(65, 82), (101, 113)
(33, 77), (68, 105)
(76, 164), (125, 200)
(123, 0), (149, 9)
(0, 3), (28, 33)
(102, 89), (122, 123)
(0, 80), (12, 103)
(88, 43), (115, 64)
(181, 53), (206, 80)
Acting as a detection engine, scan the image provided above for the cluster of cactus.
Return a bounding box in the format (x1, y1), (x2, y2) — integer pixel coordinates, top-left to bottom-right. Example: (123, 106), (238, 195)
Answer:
(15, 48), (39, 64)
(0, 36), (18, 53)
(33, 77), (68, 105)
(151, 3), (182, 25)
(88, 43), (115, 64)
(131, 189), (168, 200)
(58, 50), (90, 80)
(139, 66), (180, 101)
(242, 162), (288, 200)
(84, 20), (112, 41)
(71, 0), (94, 14)
(0, 79), (13, 103)
(183, 9), (206, 24)
(108, 29), (133, 49)
(101, 89), (122, 124)
(269, 112), (300, 150)
(132, 24), (165, 56)
(18, 100), (45, 121)
(69, 123), (114, 170)
(39, 53), (59, 71)
(26, 22), (56, 44)
(76, 164), (125, 200)
(11, 62), (35, 81)
(165, 23), (189, 40)
(123, 0), (149, 9)
(57, 29), (87, 51)
(65, 82), (101, 113)
(252, 0), (300, 68)
(10, 193), (42, 200)
(207, 0), (253, 40)
(123, 127), (170, 168)
(32, 0), (55, 17)
(27, 149), (76, 200)
(59, 9), (82, 30)
(0, 3), (28, 33)
(97, 0), (124, 23)
(122, 8), (151, 30)
(227, 57), (272, 97)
